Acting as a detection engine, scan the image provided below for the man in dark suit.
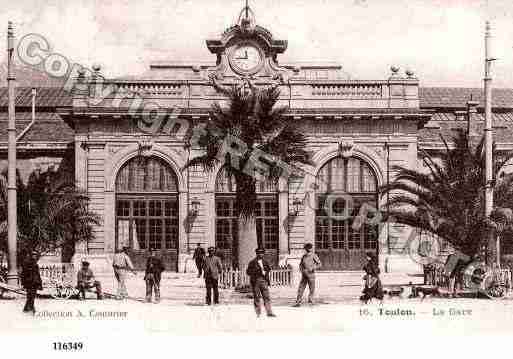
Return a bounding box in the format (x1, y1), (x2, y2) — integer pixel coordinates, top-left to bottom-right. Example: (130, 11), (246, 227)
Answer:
(246, 248), (276, 317)
(202, 246), (223, 305)
(144, 249), (165, 303)
(21, 249), (43, 315)
(192, 243), (205, 278)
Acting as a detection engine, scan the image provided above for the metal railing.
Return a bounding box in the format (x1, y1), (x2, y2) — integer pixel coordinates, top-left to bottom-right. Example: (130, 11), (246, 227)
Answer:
(219, 265), (293, 289)
(39, 263), (76, 286)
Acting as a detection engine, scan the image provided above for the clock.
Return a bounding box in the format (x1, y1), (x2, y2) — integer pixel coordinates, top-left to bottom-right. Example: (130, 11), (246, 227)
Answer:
(229, 44), (263, 74)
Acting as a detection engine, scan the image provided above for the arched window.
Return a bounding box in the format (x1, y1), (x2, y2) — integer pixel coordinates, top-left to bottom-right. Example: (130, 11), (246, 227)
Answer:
(215, 167), (279, 267)
(115, 156), (179, 270)
(315, 156), (378, 270)
(116, 156), (178, 193)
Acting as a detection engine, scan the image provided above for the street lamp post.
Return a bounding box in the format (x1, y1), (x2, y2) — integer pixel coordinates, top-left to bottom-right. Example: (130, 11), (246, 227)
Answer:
(6, 21), (18, 285)
(384, 141), (390, 255)
(484, 21), (497, 267)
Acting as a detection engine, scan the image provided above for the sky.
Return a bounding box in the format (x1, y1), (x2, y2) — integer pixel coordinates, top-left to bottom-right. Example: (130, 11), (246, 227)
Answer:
(1, 0), (513, 87)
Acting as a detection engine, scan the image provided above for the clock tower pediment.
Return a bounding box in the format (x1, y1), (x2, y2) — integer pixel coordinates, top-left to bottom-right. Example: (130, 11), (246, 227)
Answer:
(205, 5), (288, 79)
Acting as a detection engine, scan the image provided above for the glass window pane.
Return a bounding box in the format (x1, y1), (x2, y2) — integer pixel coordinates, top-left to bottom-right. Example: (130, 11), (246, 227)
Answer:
(264, 201), (278, 217)
(115, 156), (177, 192)
(254, 201), (262, 217)
(216, 218), (233, 249)
(117, 219), (130, 249)
(332, 198), (347, 218)
(164, 218), (178, 249)
(134, 219), (147, 250)
(362, 164), (377, 192)
(148, 219), (162, 250)
(263, 219), (278, 249)
(331, 157), (345, 192)
(164, 200), (178, 217)
(148, 200), (162, 217)
(332, 219), (345, 249)
(116, 200), (130, 217)
(133, 200), (146, 217)
(347, 158), (360, 192)
(315, 218), (329, 249)
(316, 196), (327, 216)
(364, 224), (377, 249)
(348, 223), (361, 249)
(256, 218), (263, 248)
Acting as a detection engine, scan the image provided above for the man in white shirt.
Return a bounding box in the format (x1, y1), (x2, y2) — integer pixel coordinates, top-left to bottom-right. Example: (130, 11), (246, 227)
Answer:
(112, 246), (136, 300)
(293, 243), (321, 306)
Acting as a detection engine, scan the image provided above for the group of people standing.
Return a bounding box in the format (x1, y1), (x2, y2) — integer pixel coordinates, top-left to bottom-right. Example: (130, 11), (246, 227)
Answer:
(193, 244), (278, 316)
(112, 246), (165, 303)
(192, 242), (324, 316)
(19, 243), (383, 315)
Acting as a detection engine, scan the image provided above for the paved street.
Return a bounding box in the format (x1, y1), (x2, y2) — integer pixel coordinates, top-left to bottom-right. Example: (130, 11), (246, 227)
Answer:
(2, 271), (513, 333)
(2, 279), (513, 333)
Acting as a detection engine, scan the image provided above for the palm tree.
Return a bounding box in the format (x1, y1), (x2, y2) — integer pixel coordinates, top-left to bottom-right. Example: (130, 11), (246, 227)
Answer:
(184, 77), (312, 268)
(0, 167), (101, 263)
(382, 129), (513, 259)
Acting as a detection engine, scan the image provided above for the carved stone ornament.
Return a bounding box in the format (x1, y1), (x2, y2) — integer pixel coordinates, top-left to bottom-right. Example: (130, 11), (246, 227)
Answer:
(338, 140), (354, 158)
(137, 140), (154, 158)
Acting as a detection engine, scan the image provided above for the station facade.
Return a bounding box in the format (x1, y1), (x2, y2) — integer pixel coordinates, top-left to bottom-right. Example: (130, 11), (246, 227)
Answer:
(2, 9), (513, 272)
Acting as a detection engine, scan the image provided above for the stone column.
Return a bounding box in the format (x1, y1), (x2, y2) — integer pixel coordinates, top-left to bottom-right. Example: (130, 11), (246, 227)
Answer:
(205, 191), (216, 248)
(278, 182), (289, 264)
(74, 138), (88, 256)
(103, 191), (115, 254)
(178, 191), (190, 272)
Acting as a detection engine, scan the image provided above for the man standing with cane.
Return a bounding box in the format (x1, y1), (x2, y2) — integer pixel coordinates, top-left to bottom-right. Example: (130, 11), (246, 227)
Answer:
(112, 246), (136, 300)
(293, 243), (321, 307)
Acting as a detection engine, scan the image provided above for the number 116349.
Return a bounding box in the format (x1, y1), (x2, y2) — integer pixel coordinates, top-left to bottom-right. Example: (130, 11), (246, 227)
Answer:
(53, 342), (84, 351)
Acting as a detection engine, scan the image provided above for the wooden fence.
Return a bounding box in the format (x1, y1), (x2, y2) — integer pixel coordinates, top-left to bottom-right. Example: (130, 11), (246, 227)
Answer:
(219, 265), (293, 289)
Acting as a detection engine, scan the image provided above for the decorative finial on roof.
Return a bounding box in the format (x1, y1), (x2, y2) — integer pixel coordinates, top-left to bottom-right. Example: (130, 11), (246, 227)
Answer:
(390, 66), (400, 78)
(236, 0), (256, 33)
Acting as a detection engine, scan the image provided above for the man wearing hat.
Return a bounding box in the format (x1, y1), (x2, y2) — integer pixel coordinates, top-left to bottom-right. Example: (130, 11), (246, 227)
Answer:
(144, 249), (165, 303)
(20, 249), (42, 314)
(293, 243), (321, 307)
(77, 260), (103, 300)
(202, 246), (223, 305)
(246, 247), (276, 317)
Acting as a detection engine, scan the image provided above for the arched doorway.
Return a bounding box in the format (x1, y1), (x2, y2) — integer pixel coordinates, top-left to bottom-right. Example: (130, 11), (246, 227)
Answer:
(115, 156), (179, 271)
(315, 156), (378, 270)
(215, 167), (279, 268)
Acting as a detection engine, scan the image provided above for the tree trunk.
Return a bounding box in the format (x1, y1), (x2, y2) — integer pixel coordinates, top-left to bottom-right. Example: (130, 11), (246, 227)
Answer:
(61, 239), (76, 263)
(237, 216), (257, 270)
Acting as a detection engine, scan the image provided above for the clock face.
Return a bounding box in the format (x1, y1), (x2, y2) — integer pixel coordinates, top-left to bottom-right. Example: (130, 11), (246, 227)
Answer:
(230, 44), (262, 74)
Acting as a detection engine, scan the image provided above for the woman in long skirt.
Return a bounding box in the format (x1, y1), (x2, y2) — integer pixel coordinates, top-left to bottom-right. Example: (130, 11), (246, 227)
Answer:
(360, 252), (384, 303)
